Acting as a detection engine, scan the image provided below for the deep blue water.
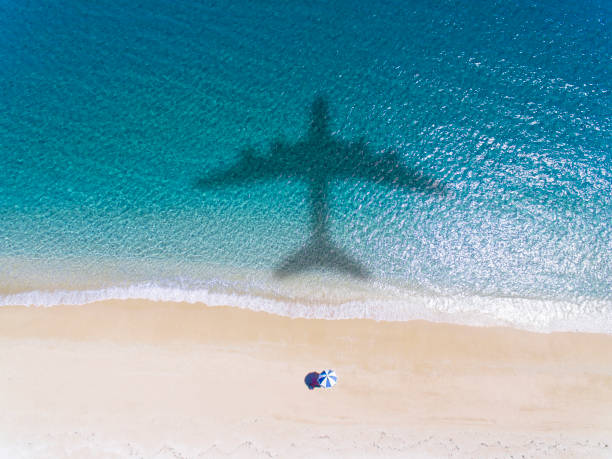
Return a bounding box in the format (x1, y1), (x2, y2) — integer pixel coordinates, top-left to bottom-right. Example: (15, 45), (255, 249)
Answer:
(1, 0), (610, 331)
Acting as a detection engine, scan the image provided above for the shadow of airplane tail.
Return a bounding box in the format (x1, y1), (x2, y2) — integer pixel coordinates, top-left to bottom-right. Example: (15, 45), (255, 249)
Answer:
(274, 231), (369, 279)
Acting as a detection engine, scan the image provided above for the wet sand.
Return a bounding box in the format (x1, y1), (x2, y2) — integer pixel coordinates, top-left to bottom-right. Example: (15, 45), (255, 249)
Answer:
(1, 300), (611, 458)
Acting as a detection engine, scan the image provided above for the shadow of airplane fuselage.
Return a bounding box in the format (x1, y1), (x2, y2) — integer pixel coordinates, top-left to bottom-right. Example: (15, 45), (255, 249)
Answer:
(198, 97), (443, 278)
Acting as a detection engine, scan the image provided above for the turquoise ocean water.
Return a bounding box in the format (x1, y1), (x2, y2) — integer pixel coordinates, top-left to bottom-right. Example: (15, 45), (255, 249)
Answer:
(1, 0), (610, 332)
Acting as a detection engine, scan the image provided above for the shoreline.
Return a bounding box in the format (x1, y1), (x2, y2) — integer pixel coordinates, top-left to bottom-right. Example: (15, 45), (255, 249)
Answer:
(1, 300), (611, 457)
(1, 283), (611, 335)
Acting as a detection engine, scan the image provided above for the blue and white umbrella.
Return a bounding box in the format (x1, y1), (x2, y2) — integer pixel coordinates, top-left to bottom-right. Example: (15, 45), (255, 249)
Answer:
(317, 369), (337, 388)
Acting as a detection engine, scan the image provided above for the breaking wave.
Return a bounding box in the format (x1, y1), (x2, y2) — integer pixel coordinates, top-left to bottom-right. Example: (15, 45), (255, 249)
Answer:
(1, 280), (610, 335)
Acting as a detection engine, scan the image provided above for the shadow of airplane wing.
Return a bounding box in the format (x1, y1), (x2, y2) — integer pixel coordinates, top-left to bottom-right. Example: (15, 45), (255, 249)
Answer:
(197, 142), (298, 188)
(275, 232), (369, 279)
(342, 143), (447, 195)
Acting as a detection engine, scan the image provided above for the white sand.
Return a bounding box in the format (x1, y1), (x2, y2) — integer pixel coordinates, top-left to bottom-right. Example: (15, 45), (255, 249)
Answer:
(1, 300), (611, 458)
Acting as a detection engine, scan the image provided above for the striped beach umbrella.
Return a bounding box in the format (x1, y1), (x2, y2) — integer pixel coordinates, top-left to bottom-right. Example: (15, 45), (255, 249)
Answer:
(317, 369), (337, 388)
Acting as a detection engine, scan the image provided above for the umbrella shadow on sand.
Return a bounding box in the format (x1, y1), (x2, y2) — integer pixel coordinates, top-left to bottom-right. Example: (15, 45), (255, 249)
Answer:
(198, 96), (446, 279)
(304, 371), (320, 390)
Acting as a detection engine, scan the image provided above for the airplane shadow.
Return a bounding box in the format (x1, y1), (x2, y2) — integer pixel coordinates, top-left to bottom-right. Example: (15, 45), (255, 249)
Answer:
(198, 96), (444, 279)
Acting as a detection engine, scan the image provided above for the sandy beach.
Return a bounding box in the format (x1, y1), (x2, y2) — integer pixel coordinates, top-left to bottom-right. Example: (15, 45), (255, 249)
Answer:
(1, 300), (611, 458)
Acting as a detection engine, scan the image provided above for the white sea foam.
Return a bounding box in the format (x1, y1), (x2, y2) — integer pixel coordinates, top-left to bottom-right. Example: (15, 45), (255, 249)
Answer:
(1, 281), (610, 335)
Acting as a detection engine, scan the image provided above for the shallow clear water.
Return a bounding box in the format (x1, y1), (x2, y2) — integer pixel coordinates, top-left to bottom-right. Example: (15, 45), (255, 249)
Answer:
(1, 0), (611, 332)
